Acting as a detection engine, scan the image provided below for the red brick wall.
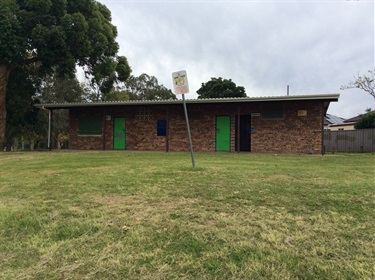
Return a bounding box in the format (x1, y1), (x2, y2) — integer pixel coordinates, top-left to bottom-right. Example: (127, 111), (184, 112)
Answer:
(69, 110), (104, 150)
(251, 101), (324, 153)
(69, 101), (324, 154)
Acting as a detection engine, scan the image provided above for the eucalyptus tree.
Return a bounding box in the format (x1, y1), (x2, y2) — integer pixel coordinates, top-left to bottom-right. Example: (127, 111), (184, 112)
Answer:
(122, 73), (176, 101)
(39, 73), (85, 103)
(37, 74), (86, 149)
(0, 0), (131, 148)
(5, 67), (45, 150)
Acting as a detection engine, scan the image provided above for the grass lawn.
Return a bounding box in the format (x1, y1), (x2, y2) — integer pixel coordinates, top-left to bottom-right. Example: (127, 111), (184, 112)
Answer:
(0, 151), (374, 279)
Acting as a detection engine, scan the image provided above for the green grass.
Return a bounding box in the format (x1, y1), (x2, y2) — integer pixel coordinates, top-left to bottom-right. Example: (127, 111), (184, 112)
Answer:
(0, 151), (374, 279)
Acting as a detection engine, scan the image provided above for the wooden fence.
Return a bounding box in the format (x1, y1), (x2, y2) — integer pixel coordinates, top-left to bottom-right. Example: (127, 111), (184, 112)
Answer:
(324, 129), (375, 153)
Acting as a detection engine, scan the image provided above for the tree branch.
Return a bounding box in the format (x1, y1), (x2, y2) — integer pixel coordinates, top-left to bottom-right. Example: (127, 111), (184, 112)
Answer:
(340, 70), (375, 100)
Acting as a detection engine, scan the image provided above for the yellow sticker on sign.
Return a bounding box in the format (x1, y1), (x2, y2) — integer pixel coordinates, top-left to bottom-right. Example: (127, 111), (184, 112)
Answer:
(172, 70), (189, 94)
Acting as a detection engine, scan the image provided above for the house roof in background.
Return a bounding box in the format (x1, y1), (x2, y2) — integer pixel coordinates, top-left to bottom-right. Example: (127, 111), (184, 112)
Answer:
(324, 114), (345, 126)
(329, 122), (356, 127)
(35, 94), (340, 110)
(344, 110), (375, 123)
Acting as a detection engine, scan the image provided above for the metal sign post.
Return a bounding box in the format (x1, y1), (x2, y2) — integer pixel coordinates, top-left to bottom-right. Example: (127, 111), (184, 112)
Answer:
(172, 70), (196, 169)
(182, 93), (195, 169)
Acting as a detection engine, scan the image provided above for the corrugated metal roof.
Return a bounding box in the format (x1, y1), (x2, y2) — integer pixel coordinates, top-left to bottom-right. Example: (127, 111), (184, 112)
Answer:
(325, 114), (345, 125)
(35, 94), (340, 109)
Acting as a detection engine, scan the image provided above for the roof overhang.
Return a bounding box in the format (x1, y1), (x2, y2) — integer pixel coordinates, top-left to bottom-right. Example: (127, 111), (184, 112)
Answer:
(329, 122), (356, 127)
(34, 94), (340, 110)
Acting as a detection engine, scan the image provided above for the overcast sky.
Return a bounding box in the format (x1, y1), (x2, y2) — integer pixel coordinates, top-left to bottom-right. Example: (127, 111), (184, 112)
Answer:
(99, 0), (374, 119)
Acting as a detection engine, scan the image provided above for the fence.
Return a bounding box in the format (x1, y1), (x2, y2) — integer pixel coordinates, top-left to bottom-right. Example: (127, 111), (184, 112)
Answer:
(324, 128), (375, 153)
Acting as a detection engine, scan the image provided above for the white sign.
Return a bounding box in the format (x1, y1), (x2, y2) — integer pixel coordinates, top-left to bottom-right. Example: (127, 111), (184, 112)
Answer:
(172, 70), (189, 94)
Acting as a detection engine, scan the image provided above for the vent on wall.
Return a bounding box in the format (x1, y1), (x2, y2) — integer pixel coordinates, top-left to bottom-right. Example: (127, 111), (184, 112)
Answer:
(136, 107), (153, 121)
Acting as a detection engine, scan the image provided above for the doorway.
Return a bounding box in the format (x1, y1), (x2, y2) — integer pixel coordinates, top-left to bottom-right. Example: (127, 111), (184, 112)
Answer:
(235, 115), (251, 152)
(216, 116), (231, 152)
(114, 118), (126, 150)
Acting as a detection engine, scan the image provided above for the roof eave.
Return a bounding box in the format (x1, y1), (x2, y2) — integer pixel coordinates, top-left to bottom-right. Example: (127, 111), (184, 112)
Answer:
(34, 94), (340, 110)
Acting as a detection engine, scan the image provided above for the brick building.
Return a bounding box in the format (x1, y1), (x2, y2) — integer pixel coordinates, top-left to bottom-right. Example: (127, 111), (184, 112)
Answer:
(36, 94), (339, 154)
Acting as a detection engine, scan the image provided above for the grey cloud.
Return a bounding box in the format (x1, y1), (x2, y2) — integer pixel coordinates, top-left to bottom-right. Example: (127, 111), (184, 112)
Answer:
(102, 0), (374, 118)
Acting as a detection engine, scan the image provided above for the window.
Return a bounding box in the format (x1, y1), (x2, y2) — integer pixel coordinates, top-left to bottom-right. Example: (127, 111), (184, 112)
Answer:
(261, 103), (284, 119)
(79, 117), (102, 135)
(157, 120), (167, 136)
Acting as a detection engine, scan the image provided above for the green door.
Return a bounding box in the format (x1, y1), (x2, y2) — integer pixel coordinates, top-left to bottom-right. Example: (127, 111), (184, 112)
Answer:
(114, 118), (126, 150)
(216, 116), (231, 151)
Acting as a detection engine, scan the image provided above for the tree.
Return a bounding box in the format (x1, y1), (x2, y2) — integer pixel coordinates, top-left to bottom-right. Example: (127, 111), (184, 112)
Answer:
(38, 73), (85, 103)
(355, 109), (375, 129)
(341, 70), (375, 103)
(120, 73), (176, 101)
(0, 0), (131, 147)
(105, 89), (130, 101)
(37, 74), (86, 148)
(197, 77), (246, 99)
(5, 71), (85, 150)
(5, 67), (46, 150)
(86, 55), (131, 101)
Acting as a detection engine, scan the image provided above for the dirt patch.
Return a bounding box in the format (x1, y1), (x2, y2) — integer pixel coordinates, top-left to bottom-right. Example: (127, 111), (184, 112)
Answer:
(68, 206), (82, 212)
(43, 200), (56, 203)
(92, 194), (146, 207)
(91, 194), (203, 226)
(38, 170), (60, 176)
(92, 194), (199, 210)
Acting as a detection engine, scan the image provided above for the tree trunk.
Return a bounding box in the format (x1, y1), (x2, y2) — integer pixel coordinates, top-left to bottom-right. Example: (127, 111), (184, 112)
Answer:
(0, 64), (10, 149)
(13, 137), (18, 151)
